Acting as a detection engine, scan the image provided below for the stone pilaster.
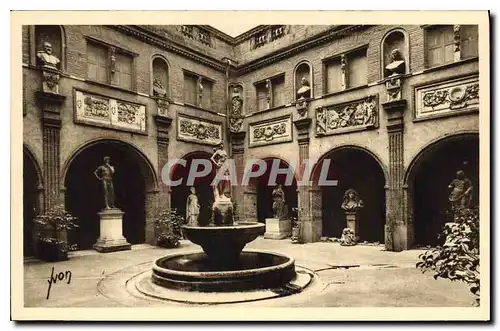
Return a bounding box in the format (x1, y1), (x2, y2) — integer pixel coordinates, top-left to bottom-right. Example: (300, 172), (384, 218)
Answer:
(382, 97), (407, 251)
(36, 90), (65, 211)
(293, 117), (317, 243)
(230, 131), (246, 222)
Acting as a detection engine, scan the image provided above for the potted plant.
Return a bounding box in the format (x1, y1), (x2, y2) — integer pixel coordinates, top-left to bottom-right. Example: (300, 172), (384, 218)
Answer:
(153, 208), (185, 248)
(34, 204), (79, 262)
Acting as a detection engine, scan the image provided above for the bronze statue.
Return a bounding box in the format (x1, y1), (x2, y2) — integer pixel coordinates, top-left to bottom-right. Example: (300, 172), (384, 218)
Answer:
(36, 42), (60, 68)
(448, 170), (473, 211)
(272, 184), (288, 220)
(94, 156), (116, 209)
(341, 189), (364, 212)
(210, 143), (231, 201)
(186, 187), (200, 226)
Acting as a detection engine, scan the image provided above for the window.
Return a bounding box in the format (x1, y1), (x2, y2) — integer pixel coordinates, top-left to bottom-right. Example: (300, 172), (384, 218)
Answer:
(426, 25), (454, 68)
(255, 74), (285, 111)
(426, 25), (478, 68)
(324, 48), (367, 94)
(183, 71), (213, 109)
(86, 40), (135, 90)
(347, 49), (367, 88)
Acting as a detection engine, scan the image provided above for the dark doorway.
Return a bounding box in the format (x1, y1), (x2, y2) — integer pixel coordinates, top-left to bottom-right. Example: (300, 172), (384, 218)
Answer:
(256, 159), (298, 223)
(23, 149), (40, 257)
(170, 152), (215, 226)
(411, 135), (479, 247)
(65, 141), (147, 250)
(319, 148), (386, 242)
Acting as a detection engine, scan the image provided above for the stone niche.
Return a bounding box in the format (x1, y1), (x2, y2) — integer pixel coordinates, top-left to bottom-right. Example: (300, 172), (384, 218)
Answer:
(382, 30), (409, 78)
(152, 56), (170, 117)
(33, 25), (63, 68)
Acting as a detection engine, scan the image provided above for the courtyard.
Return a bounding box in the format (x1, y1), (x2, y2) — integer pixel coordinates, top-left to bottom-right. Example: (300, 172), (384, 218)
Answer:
(23, 237), (476, 308)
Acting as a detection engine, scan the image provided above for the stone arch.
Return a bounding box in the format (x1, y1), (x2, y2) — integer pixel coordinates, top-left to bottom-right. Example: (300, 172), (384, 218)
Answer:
(310, 145), (388, 242)
(30, 25), (67, 71)
(380, 28), (410, 78)
(23, 144), (44, 257)
(151, 54), (171, 97)
(404, 131), (479, 247)
(293, 60), (313, 99)
(61, 138), (159, 249)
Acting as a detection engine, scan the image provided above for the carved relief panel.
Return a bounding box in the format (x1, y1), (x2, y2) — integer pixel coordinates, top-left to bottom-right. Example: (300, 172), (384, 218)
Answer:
(74, 89), (147, 133)
(315, 95), (378, 136)
(229, 84), (244, 133)
(414, 75), (479, 120)
(249, 115), (293, 147)
(177, 113), (223, 146)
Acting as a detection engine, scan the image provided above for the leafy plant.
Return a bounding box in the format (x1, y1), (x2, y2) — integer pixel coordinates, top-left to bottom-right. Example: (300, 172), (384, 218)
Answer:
(153, 208), (185, 248)
(416, 207), (480, 306)
(34, 204), (79, 258)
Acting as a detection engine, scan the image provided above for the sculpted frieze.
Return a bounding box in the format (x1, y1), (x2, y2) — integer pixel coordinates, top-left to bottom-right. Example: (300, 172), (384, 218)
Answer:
(177, 114), (223, 146)
(249, 115), (292, 147)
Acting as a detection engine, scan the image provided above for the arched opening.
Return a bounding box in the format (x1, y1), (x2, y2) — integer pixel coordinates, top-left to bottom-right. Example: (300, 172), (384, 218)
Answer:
(151, 55), (169, 97)
(251, 158), (298, 223)
(63, 140), (156, 250)
(381, 29), (409, 78)
(314, 147), (386, 242)
(407, 133), (479, 247)
(170, 151), (215, 226)
(294, 61), (313, 99)
(23, 146), (43, 257)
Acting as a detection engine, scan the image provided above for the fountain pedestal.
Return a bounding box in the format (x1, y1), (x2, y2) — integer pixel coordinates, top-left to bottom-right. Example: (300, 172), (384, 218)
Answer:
(264, 218), (291, 240)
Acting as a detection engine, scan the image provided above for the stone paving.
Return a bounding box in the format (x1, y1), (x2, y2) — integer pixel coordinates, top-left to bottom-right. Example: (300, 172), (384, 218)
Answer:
(23, 237), (477, 307)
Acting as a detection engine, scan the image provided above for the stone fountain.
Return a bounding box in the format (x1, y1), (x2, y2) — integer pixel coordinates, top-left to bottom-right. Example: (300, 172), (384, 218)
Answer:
(151, 145), (298, 293)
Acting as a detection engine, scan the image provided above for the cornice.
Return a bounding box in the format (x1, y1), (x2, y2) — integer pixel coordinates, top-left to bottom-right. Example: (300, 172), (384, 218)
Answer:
(110, 25), (228, 72)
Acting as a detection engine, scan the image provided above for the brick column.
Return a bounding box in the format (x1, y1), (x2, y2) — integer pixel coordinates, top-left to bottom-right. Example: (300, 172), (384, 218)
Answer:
(153, 115), (173, 243)
(230, 131), (246, 222)
(382, 97), (407, 251)
(293, 117), (318, 243)
(36, 91), (65, 211)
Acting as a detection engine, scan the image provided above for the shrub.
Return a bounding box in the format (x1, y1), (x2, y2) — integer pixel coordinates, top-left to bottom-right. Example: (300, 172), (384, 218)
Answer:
(416, 207), (480, 306)
(153, 208), (185, 248)
(34, 204), (79, 261)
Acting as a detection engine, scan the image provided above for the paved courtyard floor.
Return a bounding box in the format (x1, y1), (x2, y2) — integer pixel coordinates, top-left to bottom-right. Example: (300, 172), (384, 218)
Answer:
(23, 237), (477, 307)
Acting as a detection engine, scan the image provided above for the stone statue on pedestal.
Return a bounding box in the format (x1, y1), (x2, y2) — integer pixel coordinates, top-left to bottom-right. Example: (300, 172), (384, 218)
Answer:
(272, 184), (288, 220)
(210, 143), (231, 201)
(94, 156), (116, 210)
(210, 143), (233, 225)
(36, 42), (61, 94)
(186, 186), (200, 226)
(448, 170), (473, 212)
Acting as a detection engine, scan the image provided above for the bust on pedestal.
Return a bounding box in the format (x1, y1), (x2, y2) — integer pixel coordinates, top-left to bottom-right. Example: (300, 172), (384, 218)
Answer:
(341, 189), (364, 244)
(264, 185), (291, 239)
(92, 156), (131, 253)
(36, 42), (62, 95)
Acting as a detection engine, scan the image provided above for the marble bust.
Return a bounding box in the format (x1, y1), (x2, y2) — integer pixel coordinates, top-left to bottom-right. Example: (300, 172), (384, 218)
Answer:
(385, 48), (405, 76)
(341, 189), (364, 212)
(296, 76), (311, 100)
(36, 42), (60, 68)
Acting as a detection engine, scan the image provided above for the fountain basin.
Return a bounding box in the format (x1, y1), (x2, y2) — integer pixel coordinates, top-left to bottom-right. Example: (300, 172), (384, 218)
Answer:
(152, 250), (296, 292)
(181, 222), (265, 265)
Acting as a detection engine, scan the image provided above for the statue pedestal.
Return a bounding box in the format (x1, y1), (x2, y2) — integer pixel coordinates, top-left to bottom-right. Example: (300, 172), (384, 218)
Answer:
(345, 212), (358, 238)
(264, 218), (291, 240)
(212, 200), (234, 225)
(93, 209), (131, 253)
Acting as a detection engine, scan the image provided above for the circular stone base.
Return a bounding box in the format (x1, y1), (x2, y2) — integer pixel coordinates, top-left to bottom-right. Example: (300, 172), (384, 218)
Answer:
(152, 250), (296, 292)
(133, 266), (314, 304)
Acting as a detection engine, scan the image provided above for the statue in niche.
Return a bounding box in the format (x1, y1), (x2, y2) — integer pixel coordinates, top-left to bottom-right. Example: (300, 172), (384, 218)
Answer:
(94, 156), (116, 210)
(265, 79), (271, 108)
(36, 42), (60, 68)
(340, 228), (356, 246)
(210, 143), (231, 202)
(272, 184), (288, 220)
(296, 76), (311, 100)
(231, 86), (243, 116)
(153, 76), (167, 97)
(198, 77), (204, 107)
(385, 48), (406, 77)
(341, 189), (364, 212)
(186, 186), (200, 226)
(448, 170), (473, 212)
